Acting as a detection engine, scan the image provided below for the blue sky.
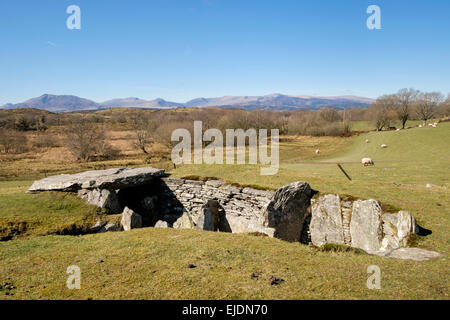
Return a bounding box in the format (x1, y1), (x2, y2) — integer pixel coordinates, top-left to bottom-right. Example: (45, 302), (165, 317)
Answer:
(0, 0), (449, 105)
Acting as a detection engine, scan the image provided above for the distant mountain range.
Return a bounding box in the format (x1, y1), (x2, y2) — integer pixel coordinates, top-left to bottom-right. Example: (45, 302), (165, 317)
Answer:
(0, 94), (374, 112)
(0, 94), (100, 113)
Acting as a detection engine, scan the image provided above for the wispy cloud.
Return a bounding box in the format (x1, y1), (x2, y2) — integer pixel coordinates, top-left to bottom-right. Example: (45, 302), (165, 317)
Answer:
(46, 41), (57, 47)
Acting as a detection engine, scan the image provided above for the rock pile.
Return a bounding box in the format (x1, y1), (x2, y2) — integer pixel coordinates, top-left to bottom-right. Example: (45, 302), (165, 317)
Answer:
(309, 195), (442, 261)
(27, 167), (442, 261)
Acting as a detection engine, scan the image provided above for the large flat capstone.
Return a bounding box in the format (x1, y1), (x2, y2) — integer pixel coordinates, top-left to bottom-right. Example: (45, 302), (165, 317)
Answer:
(27, 167), (165, 193)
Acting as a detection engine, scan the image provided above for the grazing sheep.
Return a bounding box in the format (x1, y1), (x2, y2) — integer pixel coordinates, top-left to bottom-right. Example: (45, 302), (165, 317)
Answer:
(362, 158), (375, 166)
(315, 149), (320, 155)
(365, 139), (370, 143)
(419, 125), (423, 128)
(381, 144), (388, 148)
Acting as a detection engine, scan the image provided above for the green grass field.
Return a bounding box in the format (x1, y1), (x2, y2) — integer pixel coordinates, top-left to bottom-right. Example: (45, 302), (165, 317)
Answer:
(0, 123), (448, 299)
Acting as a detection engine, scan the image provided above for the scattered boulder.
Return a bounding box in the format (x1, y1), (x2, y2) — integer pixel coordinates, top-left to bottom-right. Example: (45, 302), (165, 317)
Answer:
(350, 200), (383, 253)
(173, 212), (194, 229)
(121, 207), (142, 231)
(264, 182), (317, 242)
(154, 220), (169, 228)
(310, 194), (345, 246)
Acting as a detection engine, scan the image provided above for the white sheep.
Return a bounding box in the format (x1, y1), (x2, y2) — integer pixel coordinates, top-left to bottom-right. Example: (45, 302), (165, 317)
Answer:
(381, 144), (388, 148)
(362, 158), (375, 166)
(315, 149), (320, 155)
(365, 139), (370, 143)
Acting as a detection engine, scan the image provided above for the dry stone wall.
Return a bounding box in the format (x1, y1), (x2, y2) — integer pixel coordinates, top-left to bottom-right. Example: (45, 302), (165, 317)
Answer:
(154, 177), (276, 235)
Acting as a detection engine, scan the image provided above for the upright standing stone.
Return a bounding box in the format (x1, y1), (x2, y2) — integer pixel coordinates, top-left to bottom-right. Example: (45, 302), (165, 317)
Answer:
(310, 194), (345, 246)
(121, 207), (142, 231)
(84, 189), (122, 214)
(154, 220), (169, 228)
(350, 200), (383, 253)
(173, 211), (194, 229)
(263, 182), (317, 242)
(381, 211), (418, 251)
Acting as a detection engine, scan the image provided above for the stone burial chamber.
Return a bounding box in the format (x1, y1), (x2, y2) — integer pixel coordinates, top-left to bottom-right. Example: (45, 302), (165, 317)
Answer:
(27, 167), (443, 261)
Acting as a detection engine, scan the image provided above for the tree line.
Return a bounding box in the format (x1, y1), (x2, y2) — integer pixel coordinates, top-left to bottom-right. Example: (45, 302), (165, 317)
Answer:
(367, 89), (449, 131)
(0, 88), (449, 160)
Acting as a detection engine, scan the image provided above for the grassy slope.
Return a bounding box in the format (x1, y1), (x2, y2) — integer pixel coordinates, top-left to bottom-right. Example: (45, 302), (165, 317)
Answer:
(0, 229), (448, 300)
(350, 119), (435, 131)
(0, 124), (449, 299)
(0, 181), (119, 240)
(325, 124), (449, 163)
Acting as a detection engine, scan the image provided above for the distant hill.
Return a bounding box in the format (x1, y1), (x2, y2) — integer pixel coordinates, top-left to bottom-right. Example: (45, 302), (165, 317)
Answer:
(1, 93), (374, 112)
(185, 94), (373, 110)
(101, 98), (184, 109)
(0, 94), (100, 113)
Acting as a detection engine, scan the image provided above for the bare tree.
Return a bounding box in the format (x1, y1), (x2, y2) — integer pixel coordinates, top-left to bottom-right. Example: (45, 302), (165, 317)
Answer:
(0, 129), (28, 154)
(438, 93), (450, 117)
(415, 92), (443, 125)
(0, 129), (14, 153)
(129, 112), (157, 154)
(64, 119), (112, 161)
(368, 95), (398, 131)
(135, 129), (150, 154)
(319, 107), (341, 122)
(396, 88), (419, 129)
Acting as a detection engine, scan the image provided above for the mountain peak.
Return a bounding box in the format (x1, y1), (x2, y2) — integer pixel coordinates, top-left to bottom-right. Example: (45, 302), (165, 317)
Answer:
(2, 93), (374, 112)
